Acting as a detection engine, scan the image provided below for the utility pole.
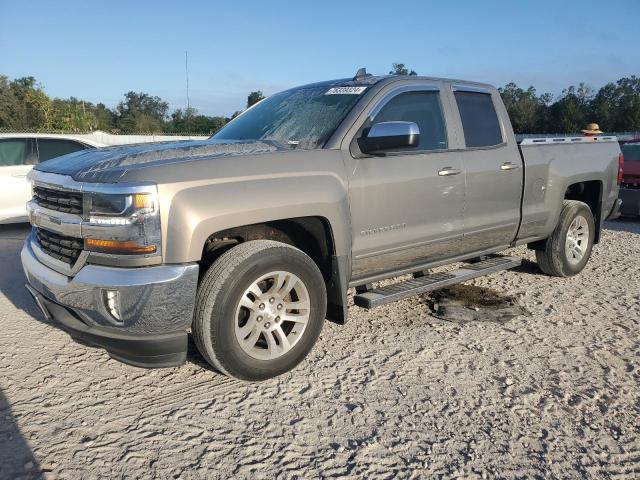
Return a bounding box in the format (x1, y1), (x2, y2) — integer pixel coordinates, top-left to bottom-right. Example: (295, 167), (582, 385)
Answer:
(185, 51), (191, 131)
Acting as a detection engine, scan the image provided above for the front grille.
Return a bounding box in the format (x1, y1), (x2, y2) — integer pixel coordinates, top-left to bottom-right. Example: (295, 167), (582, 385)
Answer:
(35, 228), (83, 265)
(33, 186), (83, 215)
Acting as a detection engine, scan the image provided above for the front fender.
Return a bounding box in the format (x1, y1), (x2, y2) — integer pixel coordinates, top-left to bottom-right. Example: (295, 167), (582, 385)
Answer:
(160, 173), (351, 264)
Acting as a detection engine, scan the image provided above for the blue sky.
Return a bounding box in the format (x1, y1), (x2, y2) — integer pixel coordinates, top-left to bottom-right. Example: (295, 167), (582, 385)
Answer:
(1, 0), (638, 116)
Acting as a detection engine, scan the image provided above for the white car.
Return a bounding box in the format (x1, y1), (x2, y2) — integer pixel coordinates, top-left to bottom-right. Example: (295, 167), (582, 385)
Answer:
(0, 132), (208, 223)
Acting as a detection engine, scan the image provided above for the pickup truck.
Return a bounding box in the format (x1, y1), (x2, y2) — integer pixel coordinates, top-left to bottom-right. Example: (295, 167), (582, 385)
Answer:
(21, 70), (623, 380)
(619, 141), (640, 216)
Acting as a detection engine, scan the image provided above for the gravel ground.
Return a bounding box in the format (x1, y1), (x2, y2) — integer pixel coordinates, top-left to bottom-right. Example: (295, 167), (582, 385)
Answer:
(0, 221), (639, 479)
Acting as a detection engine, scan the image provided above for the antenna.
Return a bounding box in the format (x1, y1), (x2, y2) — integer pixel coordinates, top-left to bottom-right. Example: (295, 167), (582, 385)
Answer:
(353, 67), (368, 81)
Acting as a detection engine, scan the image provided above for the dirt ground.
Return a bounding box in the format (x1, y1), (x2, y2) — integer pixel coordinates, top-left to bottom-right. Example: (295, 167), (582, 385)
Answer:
(1, 220), (638, 479)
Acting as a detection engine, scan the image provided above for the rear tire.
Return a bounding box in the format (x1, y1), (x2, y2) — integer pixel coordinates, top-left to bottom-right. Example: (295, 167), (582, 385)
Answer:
(535, 200), (595, 277)
(193, 240), (326, 381)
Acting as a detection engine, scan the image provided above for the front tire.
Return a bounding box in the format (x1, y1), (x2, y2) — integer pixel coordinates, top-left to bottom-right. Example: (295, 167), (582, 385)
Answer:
(535, 200), (595, 277)
(193, 240), (326, 381)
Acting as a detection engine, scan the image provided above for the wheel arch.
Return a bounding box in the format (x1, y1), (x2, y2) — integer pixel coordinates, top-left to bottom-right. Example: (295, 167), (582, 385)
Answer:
(563, 179), (603, 243)
(196, 216), (350, 325)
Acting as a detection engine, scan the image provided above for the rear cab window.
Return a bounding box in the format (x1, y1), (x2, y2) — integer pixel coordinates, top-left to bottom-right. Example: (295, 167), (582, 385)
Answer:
(454, 90), (503, 148)
(622, 143), (640, 162)
(36, 139), (87, 162)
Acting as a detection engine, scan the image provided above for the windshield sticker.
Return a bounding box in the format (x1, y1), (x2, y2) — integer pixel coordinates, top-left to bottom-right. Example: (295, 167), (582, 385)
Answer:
(325, 86), (367, 95)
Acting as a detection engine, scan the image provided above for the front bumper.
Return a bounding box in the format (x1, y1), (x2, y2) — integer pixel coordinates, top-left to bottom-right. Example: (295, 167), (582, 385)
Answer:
(21, 239), (199, 368)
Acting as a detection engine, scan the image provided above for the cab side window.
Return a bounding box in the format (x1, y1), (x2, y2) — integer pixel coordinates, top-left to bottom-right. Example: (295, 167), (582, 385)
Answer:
(0, 139), (28, 166)
(0, 139), (39, 166)
(372, 91), (448, 151)
(454, 91), (503, 148)
(36, 139), (87, 162)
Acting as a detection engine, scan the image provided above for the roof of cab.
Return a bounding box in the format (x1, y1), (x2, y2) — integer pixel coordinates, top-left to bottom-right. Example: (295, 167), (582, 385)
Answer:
(291, 73), (496, 93)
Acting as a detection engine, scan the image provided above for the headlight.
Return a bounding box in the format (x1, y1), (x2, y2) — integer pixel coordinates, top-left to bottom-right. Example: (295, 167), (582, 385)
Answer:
(87, 192), (155, 219)
(82, 186), (161, 261)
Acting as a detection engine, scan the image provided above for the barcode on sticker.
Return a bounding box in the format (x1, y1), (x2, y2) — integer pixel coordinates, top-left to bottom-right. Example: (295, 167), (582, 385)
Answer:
(325, 86), (367, 95)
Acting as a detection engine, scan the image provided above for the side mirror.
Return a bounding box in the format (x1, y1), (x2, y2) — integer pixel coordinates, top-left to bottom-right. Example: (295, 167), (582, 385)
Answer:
(358, 121), (420, 154)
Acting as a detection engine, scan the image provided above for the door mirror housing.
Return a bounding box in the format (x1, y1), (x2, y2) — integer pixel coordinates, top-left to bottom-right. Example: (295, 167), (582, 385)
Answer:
(358, 121), (420, 154)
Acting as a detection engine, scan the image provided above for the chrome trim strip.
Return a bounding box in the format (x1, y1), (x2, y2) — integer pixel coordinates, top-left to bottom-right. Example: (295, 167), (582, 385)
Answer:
(27, 200), (83, 237)
(451, 84), (491, 94)
(367, 84), (441, 120)
(519, 136), (618, 146)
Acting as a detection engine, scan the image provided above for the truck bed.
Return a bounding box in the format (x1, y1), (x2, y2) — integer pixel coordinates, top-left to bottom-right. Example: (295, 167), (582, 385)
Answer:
(515, 135), (621, 243)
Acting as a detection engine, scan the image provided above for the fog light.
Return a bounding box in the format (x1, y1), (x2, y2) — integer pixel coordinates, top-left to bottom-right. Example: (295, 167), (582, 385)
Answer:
(103, 290), (122, 323)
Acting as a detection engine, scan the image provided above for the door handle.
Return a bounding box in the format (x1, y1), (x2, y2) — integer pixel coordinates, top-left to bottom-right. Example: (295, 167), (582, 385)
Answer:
(438, 167), (462, 176)
(500, 162), (520, 171)
(11, 173), (27, 178)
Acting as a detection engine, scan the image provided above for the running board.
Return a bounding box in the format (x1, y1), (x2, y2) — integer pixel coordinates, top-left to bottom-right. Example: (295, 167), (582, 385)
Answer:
(353, 255), (522, 309)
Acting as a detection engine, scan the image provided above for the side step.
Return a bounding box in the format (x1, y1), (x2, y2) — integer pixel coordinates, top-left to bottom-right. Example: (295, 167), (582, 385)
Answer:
(353, 255), (521, 309)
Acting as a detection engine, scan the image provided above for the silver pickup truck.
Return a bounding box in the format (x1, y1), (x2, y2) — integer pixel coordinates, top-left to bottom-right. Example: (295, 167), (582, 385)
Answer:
(21, 70), (623, 380)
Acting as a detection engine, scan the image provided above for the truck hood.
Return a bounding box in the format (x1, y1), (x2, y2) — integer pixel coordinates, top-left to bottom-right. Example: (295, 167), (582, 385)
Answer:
(34, 139), (283, 183)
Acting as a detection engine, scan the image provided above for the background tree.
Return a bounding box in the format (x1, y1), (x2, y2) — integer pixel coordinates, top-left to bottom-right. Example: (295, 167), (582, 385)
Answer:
(2, 73), (640, 135)
(389, 63), (417, 76)
(547, 84), (593, 134)
(94, 103), (115, 131)
(498, 83), (546, 133)
(0, 75), (24, 128)
(610, 76), (640, 131)
(115, 92), (169, 133)
(247, 90), (265, 108)
(169, 107), (226, 135)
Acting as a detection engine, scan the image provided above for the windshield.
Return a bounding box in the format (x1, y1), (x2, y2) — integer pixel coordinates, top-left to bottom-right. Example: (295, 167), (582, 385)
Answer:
(212, 85), (365, 149)
(622, 143), (640, 162)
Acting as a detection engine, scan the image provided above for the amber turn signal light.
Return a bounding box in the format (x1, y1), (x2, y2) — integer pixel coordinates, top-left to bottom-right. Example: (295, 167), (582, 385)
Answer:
(85, 238), (157, 255)
(133, 193), (154, 210)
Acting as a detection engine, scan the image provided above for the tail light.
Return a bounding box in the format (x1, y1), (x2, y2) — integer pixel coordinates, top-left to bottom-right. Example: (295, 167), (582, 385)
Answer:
(617, 153), (624, 185)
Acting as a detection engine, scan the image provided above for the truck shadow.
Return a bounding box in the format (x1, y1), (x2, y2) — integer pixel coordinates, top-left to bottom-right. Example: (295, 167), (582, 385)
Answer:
(510, 258), (544, 276)
(0, 389), (42, 479)
(604, 218), (640, 234)
(0, 224), (43, 320)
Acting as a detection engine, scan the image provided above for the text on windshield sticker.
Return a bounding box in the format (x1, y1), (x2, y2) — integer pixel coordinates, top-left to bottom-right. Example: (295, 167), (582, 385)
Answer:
(325, 86), (367, 95)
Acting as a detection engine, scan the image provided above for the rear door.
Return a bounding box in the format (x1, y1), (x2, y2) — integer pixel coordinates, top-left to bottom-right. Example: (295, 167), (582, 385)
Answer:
(451, 87), (523, 252)
(348, 84), (466, 280)
(0, 138), (37, 223)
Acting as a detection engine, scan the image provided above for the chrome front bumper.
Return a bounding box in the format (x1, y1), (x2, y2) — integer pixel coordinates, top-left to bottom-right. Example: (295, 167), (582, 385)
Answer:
(21, 238), (199, 367)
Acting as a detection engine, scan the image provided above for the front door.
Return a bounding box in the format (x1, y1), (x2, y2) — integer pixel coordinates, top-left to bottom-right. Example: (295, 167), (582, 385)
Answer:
(348, 86), (466, 280)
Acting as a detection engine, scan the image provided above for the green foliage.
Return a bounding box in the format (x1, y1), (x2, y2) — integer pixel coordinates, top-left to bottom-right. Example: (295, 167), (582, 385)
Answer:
(500, 77), (640, 133)
(1, 73), (640, 135)
(247, 91), (265, 108)
(498, 83), (542, 133)
(115, 92), (169, 133)
(389, 63), (417, 76)
(169, 108), (226, 135)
